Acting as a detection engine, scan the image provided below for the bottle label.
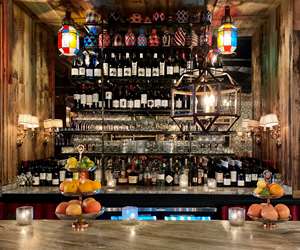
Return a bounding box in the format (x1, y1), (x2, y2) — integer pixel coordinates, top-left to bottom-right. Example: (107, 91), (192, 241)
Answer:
(159, 62), (165, 75)
(103, 63), (109, 76)
(118, 178), (128, 184)
(124, 67), (132, 77)
(215, 173), (223, 183)
(39, 173), (46, 180)
(193, 69), (200, 77)
(46, 173), (52, 181)
(86, 68), (93, 77)
(152, 68), (159, 76)
(166, 175), (173, 184)
(157, 174), (165, 181)
(180, 67), (186, 75)
(33, 176), (40, 186)
(224, 178), (231, 186)
(113, 100), (120, 108)
(52, 179), (59, 185)
(174, 65), (180, 74)
(127, 100), (134, 109)
(161, 100), (168, 108)
(109, 67), (117, 77)
(128, 176), (138, 184)
(132, 62), (138, 75)
(176, 99), (183, 109)
(230, 171), (237, 182)
(79, 67), (85, 75)
(141, 94), (147, 104)
(154, 99), (161, 108)
(92, 93), (99, 103)
(238, 180), (245, 187)
(166, 66), (174, 75)
(80, 94), (87, 104)
(71, 68), (79, 76)
(138, 68), (145, 77)
(192, 177), (198, 183)
(245, 174), (252, 182)
(86, 95), (93, 104)
(251, 174), (258, 181)
(105, 92), (112, 100)
(74, 94), (80, 101)
(134, 99), (141, 108)
(94, 68), (102, 77)
(117, 68), (123, 77)
(147, 100), (154, 109)
(59, 171), (65, 182)
(120, 99), (127, 108)
(146, 68), (152, 77)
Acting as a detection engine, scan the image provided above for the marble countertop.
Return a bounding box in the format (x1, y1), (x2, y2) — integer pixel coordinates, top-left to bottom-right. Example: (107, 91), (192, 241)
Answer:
(0, 220), (299, 250)
(2, 185), (293, 196)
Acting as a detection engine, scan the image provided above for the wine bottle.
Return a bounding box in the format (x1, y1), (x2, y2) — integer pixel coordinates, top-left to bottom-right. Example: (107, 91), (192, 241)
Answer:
(94, 56), (102, 78)
(80, 85), (87, 109)
(165, 158), (174, 186)
(78, 55), (86, 78)
(138, 53), (145, 77)
(119, 86), (127, 109)
(157, 163), (165, 186)
(92, 91), (99, 108)
(152, 53), (159, 77)
(102, 52), (109, 77)
(71, 57), (79, 77)
(109, 52), (117, 77)
(180, 52), (187, 75)
(134, 85), (141, 109)
(131, 53), (138, 76)
(229, 159), (237, 187)
(159, 53), (165, 76)
(127, 87), (134, 109)
(222, 160), (231, 187)
(147, 90), (154, 109)
(166, 55), (174, 76)
(85, 54), (94, 78)
(145, 53), (152, 78)
(175, 95), (183, 109)
(187, 53), (193, 73)
(215, 162), (223, 187)
(117, 53), (123, 77)
(154, 89), (162, 109)
(105, 88), (113, 109)
(161, 89), (169, 109)
(193, 54), (200, 77)
(173, 52), (180, 77)
(124, 52), (132, 77)
(112, 86), (120, 109)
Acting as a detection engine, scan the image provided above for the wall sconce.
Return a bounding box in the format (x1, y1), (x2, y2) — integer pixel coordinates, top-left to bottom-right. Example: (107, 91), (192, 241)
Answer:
(43, 119), (63, 144)
(238, 119), (261, 144)
(17, 114), (39, 146)
(259, 113), (281, 147)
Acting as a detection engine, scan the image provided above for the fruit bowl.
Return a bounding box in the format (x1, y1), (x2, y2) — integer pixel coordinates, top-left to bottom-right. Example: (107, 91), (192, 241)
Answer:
(56, 207), (105, 220)
(252, 192), (283, 200)
(61, 189), (102, 197)
(248, 214), (290, 229)
(64, 166), (97, 173)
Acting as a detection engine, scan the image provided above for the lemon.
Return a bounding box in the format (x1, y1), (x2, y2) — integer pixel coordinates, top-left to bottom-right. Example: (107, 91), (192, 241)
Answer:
(254, 187), (263, 194)
(257, 180), (267, 189)
(67, 157), (78, 168)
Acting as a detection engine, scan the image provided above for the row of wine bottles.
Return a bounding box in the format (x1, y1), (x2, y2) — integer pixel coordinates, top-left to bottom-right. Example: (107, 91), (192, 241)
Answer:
(71, 51), (204, 79)
(17, 156), (282, 188)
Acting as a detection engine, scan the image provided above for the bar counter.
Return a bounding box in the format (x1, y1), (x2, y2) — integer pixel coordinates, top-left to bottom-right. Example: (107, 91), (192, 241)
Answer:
(0, 220), (299, 250)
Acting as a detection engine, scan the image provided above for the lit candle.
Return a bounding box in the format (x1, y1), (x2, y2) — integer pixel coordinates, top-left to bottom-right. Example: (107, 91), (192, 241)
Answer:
(228, 207), (245, 226)
(16, 206), (33, 226)
(107, 178), (116, 188)
(207, 178), (217, 189)
(122, 206), (138, 221)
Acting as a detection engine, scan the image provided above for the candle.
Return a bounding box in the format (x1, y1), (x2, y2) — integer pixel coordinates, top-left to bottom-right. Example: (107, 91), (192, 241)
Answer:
(207, 178), (217, 189)
(107, 178), (116, 188)
(16, 206), (33, 226)
(122, 206), (138, 221)
(228, 207), (245, 226)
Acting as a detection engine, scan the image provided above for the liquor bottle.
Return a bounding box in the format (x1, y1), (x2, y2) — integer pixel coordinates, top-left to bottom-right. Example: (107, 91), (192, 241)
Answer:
(165, 158), (174, 186)
(154, 89), (162, 109)
(119, 86), (127, 109)
(187, 53), (193, 73)
(151, 166), (157, 186)
(183, 158), (190, 186)
(117, 53), (123, 77)
(124, 52), (132, 77)
(137, 160), (144, 185)
(92, 91), (99, 109)
(191, 157), (198, 186)
(131, 53), (138, 76)
(166, 55), (174, 76)
(229, 159), (237, 187)
(128, 160), (138, 185)
(161, 90), (169, 109)
(105, 88), (113, 109)
(141, 88), (147, 109)
(251, 159), (258, 186)
(86, 88), (93, 109)
(109, 52), (117, 77)
(244, 162), (252, 187)
(118, 159), (128, 185)
(157, 162), (165, 186)
(85, 54), (94, 78)
(179, 52), (187, 75)
(32, 162), (40, 186)
(173, 160), (180, 186)
(147, 89), (155, 109)
(71, 57), (79, 77)
(138, 53), (145, 77)
(102, 52), (109, 77)
(236, 160), (245, 187)
(152, 53), (159, 77)
(59, 162), (66, 183)
(127, 87), (134, 109)
(215, 162), (224, 187)
(39, 162), (47, 186)
(46, 162), (53, 186)
(134, 86), (141, 109)
(94, 159), (103, 184)
(52, 163), (60, 186)
(145, 53), (152, 78)
(65, 170), (73, 182)
(193, 54), (200, 77)
(144, 165), (152, 186)
(202, 158), (208, 185)
(112, 86), (120, 109)
(197, 158), (204, 186)
(94, 56), (102, 78)
(159, 53), (165, 76)
(222, 160), (231, 187)
(173, 53), (180, 77)
(78, 55), (86, 77)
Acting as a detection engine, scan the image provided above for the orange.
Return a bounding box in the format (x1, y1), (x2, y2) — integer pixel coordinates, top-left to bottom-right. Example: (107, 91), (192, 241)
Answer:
(92, 181), (101, 191)
(269, 183), (284, 196)
(64, 182), (78, 193)
(78, 181), (94, 193)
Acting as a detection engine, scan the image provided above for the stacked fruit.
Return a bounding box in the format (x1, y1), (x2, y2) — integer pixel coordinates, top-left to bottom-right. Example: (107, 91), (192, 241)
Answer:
(247, 203), (290, 221)
(254, 180), (284, 197)
(60, 179), (101, 194)
(56, 198), (102, 216)
(66, 156), (95, 171)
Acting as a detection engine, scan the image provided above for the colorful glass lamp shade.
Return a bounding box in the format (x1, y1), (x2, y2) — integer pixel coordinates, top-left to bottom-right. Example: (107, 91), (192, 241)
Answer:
(58, 11), (79, 56)
(217, 6), (237, 55)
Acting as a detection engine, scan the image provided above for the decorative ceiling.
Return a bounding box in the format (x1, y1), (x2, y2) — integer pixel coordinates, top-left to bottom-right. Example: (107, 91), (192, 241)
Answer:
(16, 0), (281, 36)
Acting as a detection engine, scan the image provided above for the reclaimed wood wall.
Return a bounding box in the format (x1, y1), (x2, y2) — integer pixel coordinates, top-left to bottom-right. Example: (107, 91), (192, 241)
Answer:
(0, 2), (55, 185)
(252, 0), (293, 185)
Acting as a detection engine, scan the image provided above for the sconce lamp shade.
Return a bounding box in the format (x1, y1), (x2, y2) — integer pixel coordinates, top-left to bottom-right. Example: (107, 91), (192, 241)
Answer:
(217, 6), (238, 55)
(58, 25), (80, 56)
(44, 119), (63, 129)
(18, 114), (39, 129)
(259, 113), (279, 128)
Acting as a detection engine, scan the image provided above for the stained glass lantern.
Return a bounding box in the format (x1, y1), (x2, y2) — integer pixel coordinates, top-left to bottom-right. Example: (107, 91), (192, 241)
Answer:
(57, 11), (79, 56)
(217, 6), (237, 55)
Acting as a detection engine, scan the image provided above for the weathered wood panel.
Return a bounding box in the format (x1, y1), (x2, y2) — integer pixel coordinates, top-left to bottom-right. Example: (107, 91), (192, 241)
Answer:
(0, 3), (55, 185)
